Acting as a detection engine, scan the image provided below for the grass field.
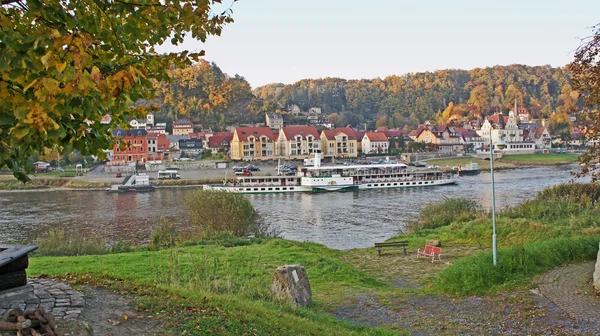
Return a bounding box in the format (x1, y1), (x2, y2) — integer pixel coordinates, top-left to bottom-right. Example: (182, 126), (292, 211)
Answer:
(30, 239), (400, 335)
(428, 153), (579, 171)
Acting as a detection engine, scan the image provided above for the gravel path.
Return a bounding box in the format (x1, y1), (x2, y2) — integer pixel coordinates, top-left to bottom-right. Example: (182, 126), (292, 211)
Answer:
(538, 261), (600, 324)
(334, 260), (600, 335)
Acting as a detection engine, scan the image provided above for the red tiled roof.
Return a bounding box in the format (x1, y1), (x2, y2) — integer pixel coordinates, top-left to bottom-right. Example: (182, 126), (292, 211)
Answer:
(321, 127), (357, 140)
(408, 130), (419, 137)
(487, 115), (509, 126)
(376, 127), (389, 132)
(209, 132), (234, 148)
(364, 132), (388, 142)
(278, 126), (320, 141)
(234, 127), (276, 142)
(533, 127), (546, 139)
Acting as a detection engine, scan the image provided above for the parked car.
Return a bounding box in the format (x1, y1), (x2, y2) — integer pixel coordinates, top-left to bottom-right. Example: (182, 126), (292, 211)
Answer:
(232, 165), (244, 172)
(415, 161), (427, 167)
(235, 169), (253, 176)
(116, 173), (123, 178)
(245, 164), (260, 171)
(407, 162), (416, 166)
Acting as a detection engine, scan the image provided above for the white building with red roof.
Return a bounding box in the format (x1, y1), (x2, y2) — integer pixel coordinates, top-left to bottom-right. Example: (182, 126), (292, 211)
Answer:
(362, 132), (389, 154)
(275, 126), (321, 158)
(172, 119), (194, 136)
(230, 127), (276, 160)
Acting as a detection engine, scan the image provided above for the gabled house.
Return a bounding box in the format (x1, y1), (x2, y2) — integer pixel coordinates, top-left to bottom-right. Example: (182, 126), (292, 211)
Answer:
(266, 113), (284, 129)
(208, 132), (234, 154)
(524, 127), (551, 149)
(362, 132), (389, 154)
(275, 126), (321, 158)
(320, 128), (358, 158)
(456, 128), (484, 152)
(231, 127), (276, 160)
(413, 122), (462, 152)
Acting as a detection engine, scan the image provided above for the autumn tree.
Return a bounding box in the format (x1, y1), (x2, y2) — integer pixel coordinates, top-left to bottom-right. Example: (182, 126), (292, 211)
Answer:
(569, 24), (600, 181)
(0, 0), (234, 181)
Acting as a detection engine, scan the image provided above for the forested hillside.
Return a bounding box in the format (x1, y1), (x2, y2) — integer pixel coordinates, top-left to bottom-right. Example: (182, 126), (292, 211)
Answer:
(254, 65), (580, 129)
(149, 62), (579, 131)
(151, 60), (275, 130)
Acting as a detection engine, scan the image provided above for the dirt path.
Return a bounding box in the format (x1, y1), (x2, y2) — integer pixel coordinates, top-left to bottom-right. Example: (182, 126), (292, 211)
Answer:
(337, 250), (600, 335)
(77, 286), (165, 336)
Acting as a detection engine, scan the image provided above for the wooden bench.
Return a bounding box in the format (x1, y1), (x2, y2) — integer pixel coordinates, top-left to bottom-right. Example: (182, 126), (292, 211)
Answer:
(416, 245), (443, 262)
(374, 241), (409, 256)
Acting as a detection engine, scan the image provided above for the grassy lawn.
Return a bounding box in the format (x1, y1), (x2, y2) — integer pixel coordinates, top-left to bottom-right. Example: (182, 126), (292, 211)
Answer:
(425, 157), (515, 170)
(427, 153), (579, 171)
(29, 239), (401, 335)
(500, 154), (579, 164)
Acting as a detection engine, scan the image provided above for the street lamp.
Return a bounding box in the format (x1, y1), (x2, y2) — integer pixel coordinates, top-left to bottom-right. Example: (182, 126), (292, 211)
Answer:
(489, 136), (507, 266)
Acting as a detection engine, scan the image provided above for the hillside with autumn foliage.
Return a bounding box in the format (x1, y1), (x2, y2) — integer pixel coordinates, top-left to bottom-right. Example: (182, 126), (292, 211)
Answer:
(149, 62), (579, 135)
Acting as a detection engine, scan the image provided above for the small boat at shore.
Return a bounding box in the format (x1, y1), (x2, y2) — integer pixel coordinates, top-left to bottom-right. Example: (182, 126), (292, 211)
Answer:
(456, 162), (480, 176)
(109, 173), (155, 192)
(204, 154), (457, 194)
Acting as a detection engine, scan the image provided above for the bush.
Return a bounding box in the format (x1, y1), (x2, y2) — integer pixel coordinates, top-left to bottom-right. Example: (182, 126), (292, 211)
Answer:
(433, 235), (600, 296)
(505, 183), (600, 220)
(34, 229), (133, 256)
(184, 189), (274, 238)
(148, 218), (179, 250)
(406, 197), (482, 232)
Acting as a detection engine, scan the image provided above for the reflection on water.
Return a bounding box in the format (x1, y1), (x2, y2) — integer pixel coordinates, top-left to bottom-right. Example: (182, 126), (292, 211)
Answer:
(0, 165), (584, 249)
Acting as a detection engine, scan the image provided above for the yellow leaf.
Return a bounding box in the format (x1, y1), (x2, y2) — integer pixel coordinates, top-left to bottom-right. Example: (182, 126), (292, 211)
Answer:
(49, 29), (61, 38)
(57, 62), (67, 73)
(23, 79), (38, 92)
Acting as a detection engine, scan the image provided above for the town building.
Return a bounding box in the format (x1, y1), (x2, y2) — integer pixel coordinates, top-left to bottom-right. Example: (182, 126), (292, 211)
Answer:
(110, 128), (148, 165)
(146, 132), (170, 161)
(456, 128), (485, 152)
(179, 138), (204, 158)
(166, 134), (190, 151)
(128, 119), (147, 129)
(362, 132), (389, 154)
(172, 119), (194, 136)
(230, 127), (276, 160)
(275, 126), (321, 158)
(413, 122), (462, 152)
(146, 113), (155, 128)
(309, 107), (322, 115)
(266, 113), (284, 129)
(320, 128), (358, 158)
(208, 132), (234, 154)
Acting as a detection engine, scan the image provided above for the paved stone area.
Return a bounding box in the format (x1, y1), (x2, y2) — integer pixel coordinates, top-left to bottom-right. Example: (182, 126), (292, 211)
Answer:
(538, 261), (600, 325)
(0, 278), (84, 320)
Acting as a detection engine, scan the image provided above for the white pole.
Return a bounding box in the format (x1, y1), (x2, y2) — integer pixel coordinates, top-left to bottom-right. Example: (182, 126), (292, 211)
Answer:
(490, 136), (498, 266)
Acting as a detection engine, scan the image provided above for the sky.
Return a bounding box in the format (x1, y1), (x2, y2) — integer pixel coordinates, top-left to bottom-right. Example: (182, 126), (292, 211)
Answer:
(161, 0), (600, 88)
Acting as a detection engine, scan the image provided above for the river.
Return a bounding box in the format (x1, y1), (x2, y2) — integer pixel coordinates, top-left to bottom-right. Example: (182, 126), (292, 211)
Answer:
(0, 165), (584, 250)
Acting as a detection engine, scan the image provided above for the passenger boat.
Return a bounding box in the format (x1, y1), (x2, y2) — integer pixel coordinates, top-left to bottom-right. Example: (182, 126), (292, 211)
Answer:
(204, 154), (457, 194)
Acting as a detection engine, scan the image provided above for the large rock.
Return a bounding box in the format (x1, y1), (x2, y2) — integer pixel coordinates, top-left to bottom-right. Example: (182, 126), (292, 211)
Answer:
(270, 264), (312, 307)
(594, 242), (600, 290)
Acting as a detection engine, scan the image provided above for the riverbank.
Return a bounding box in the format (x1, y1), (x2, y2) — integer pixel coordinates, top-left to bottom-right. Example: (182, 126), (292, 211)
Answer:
(26, 183), (600, 335)
(427, 153), (579, 171)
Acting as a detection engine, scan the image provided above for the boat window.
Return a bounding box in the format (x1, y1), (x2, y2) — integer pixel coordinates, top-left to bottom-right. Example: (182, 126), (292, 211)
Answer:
(418, 182), (422, 185)
(367, 184), (371, 187)
(393, 183), (397, 186)
(253, 188), (258, 191)
(282, 187), (287, 190)
(290, 187), (294, 190)
(374, 184), (378, 187)
(268, 188), (273, 191)
(261, 188), (265, 191)
(239, 188), (244, 191)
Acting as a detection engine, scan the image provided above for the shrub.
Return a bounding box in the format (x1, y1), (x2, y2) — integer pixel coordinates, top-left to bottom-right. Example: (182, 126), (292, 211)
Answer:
(406, 197), (482, 232)
(34, 229), (133, 256)
(184, 189), (274, 238)
(148, 218), (180, 250)
(433, 235), (600, 296)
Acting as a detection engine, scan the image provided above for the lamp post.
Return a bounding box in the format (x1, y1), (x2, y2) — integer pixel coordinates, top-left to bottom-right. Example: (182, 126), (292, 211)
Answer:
(489, 135), (506, 266)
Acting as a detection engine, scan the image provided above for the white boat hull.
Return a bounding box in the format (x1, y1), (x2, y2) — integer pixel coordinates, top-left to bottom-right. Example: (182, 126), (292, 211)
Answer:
(357, 177), (457, 189)
(203, 184), (310, 194)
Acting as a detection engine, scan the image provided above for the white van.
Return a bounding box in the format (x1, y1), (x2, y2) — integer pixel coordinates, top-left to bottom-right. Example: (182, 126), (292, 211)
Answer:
(158, 170), (181, 180)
